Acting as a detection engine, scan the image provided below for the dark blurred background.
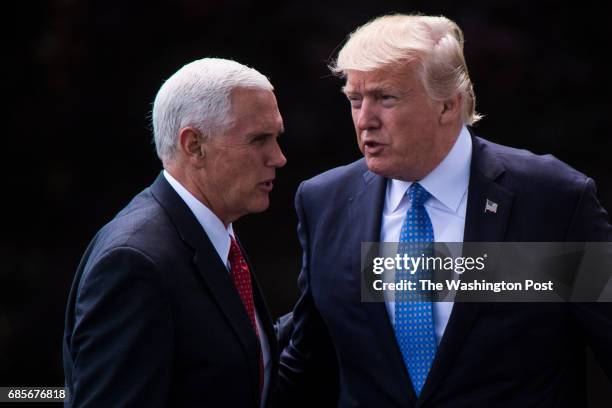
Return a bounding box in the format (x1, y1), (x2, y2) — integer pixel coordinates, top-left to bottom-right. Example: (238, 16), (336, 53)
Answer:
(2, 0), (611, 405)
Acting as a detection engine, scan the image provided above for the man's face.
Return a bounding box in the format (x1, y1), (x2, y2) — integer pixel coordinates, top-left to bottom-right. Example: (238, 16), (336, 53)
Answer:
(343, 64), (448, 181)
(199, 88), (286, 224)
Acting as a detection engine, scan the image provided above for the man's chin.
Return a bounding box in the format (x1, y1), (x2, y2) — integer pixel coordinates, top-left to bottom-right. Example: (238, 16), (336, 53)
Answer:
(365, 157), (393, 178)
(248, 196), (270, 214)
(365, 158), (419, 181)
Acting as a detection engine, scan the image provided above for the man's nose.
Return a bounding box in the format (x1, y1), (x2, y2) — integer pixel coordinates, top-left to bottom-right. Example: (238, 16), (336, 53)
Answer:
(356, 99), (381, 131)
(268, 139), (287, 168)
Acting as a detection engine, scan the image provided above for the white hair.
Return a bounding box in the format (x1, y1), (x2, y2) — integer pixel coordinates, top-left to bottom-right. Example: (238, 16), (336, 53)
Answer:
(152, 58), (273, 163)
(331, 14), (482, 125)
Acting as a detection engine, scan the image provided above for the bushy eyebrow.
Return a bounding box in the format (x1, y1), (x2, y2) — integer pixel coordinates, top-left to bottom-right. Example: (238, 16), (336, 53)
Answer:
(252, 126), (285, 140)
(341, 84), (404, 96)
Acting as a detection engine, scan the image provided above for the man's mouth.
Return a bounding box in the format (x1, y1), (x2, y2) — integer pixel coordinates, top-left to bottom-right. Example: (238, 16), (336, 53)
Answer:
(259, 179), (274, 192)
(363, 141), (385, 155)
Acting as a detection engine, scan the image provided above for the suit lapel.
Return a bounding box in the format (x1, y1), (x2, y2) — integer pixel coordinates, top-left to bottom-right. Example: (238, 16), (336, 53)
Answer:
(463, 136), (514, 243)
(150, 173), (262, 399)
(348, 170), (387, 282)
(349, 170), (418, 405)
(191, 241), (262, 395)
(419, 135), (514, 405)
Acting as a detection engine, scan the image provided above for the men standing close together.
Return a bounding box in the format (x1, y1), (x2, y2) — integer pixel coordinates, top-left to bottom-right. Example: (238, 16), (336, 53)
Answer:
(64, 13), (611, 408)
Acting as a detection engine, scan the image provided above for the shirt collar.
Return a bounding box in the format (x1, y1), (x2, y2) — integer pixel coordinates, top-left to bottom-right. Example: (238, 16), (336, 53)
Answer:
(386, 125), (472, 213)
(163, 170), (234, 267)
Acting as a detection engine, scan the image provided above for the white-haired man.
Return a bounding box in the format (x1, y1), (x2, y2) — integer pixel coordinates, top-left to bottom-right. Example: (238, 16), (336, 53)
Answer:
(279, 14), (612, 407)
(64, 58), (286, 407)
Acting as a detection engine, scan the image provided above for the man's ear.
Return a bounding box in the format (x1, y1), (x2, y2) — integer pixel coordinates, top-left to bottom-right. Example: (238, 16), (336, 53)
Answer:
(178, 127), (207, 165)
(439, 93), (462, 125)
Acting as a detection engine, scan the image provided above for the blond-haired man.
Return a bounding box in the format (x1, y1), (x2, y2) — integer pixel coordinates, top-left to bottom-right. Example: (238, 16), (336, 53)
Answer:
(279, 14), (612, 407)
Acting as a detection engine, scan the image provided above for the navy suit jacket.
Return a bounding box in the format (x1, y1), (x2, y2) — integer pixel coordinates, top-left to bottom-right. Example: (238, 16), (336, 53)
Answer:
(63, 173), (278, 407)
(279, 135), (612, 407)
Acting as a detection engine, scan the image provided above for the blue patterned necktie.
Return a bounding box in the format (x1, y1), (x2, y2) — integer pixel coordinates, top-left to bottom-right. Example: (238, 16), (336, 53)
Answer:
(395, 182), (437, 396)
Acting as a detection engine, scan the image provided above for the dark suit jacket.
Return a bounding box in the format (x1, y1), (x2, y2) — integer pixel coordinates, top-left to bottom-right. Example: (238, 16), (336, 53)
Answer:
(63, 173), (279, 407)
(279, 135), (612, 407)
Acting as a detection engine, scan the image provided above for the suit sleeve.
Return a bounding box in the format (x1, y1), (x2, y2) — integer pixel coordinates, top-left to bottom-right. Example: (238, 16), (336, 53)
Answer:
(566, 178), (612, 379)
(565, 178), (612, 242)
(277, 182), (339, 406)
(67, 246), (173, 407)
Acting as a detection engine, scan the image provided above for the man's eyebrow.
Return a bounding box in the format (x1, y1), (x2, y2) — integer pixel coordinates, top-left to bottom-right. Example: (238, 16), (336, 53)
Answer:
(342, 84), (401, 96)
(341, 85), (353, 95)
(249, 126), (284, 140)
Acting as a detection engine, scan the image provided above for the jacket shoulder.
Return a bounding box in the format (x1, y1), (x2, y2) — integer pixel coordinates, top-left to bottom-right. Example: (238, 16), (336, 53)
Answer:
(476, 136), (589, 190)
(299, 158), (369, 195)
(86, 188), (181, 268)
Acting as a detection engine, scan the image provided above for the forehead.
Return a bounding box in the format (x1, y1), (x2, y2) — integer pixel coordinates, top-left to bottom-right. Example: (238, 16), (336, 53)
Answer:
(228, 88), (284, 133)
(343, 64), (419, 93)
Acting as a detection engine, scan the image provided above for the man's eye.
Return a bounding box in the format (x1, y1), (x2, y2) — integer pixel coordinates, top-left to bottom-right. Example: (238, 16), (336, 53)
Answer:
(252, 135), (267, 145)
(380, 95), (397, 107)
(348, 97), (362, 108)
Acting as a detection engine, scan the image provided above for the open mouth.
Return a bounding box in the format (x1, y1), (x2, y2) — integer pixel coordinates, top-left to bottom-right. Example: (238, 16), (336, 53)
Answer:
(259, 180), (274, 191)
(363, 141), (385, 154)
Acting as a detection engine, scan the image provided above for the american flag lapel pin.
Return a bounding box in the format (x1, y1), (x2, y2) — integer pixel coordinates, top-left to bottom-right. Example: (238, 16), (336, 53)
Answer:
(485, 199), (498, 214)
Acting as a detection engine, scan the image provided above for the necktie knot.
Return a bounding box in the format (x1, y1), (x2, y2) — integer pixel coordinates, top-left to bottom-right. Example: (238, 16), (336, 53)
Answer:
(408, 183), (431, 208)
(229, 237), (243, 265)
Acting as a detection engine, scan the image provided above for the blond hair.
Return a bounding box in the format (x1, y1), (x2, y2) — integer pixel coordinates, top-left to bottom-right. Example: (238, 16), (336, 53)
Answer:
(331, 14), (482, 125)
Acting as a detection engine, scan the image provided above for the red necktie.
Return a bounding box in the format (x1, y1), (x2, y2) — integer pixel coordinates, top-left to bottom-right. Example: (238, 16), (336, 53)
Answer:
(229, 237), (264, 400)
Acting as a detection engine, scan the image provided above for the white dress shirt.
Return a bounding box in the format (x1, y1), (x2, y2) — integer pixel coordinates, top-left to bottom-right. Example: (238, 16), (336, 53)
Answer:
(163, 170), (271, 407)
(380, 126), (472, 344)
